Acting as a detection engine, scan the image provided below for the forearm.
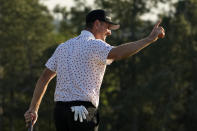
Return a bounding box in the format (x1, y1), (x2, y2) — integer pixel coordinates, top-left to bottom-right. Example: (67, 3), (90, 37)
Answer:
(115, 37), (153, 60)
(29, 78), (49, 112)
(28, 68), (56, 112)
(108, 20), (164, 60)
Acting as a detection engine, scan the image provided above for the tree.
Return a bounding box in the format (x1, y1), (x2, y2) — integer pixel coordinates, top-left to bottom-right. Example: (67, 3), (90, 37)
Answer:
(1, 0), (197, 130)
(0, 0), (55, 130)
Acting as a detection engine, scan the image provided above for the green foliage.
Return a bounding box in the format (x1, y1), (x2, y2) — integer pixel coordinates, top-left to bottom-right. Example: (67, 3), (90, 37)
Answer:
(0, 0), (56, 130)
(95, 0), (197, 131)
(1, 0), (197, 130)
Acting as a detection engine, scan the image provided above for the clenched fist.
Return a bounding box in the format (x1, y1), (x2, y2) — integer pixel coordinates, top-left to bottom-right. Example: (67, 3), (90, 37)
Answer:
(24, 109), (38, 127)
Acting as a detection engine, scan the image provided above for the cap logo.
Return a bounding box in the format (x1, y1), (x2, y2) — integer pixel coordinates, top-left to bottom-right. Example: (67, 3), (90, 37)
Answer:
(106, 16), (112, 21)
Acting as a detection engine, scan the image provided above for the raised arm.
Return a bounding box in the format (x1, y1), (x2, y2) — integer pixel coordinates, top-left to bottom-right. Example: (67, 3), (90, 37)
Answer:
(24, 68), (56, 126)
(108, 20), (165, 60)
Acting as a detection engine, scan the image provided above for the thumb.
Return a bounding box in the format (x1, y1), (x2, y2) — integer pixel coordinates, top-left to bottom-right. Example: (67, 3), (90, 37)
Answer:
(31, 113), (37, 125)
(154, 19), (162, 28)
(32, 118), (36, 125)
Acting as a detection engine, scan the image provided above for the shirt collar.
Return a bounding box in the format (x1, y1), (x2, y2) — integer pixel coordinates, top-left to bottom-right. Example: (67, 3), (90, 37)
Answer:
(80, 30), (95, 39)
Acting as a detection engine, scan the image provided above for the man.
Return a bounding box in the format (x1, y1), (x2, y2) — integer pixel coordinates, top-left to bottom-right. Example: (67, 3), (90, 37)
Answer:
(24, 9), (165, 131)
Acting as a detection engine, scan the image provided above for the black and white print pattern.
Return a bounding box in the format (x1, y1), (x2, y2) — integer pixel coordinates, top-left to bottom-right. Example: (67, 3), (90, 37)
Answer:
(45, 30), (113, 107)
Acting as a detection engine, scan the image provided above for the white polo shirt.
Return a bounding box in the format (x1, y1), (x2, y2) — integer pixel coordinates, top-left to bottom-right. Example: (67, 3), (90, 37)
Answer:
(45, 30), (114, 107)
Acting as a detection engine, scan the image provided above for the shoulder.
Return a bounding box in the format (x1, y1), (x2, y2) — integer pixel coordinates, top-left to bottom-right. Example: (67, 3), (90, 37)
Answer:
(89, 39), (111, 48)
(54, 43), (64, 52)
(52, 42), (68, 56)
(56, 37), (78, 50)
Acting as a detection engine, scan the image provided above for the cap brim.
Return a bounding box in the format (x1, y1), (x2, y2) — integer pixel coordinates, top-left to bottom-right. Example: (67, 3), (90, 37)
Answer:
(109, 24), (120, 30)
(106, 21), (120, 30)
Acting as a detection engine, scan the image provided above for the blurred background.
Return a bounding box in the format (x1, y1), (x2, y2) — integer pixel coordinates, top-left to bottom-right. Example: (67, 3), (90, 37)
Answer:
(0, 0), (197, 130)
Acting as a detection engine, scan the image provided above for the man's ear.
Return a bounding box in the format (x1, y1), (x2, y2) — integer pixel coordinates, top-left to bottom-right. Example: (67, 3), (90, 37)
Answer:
(94, 20), (100, 30)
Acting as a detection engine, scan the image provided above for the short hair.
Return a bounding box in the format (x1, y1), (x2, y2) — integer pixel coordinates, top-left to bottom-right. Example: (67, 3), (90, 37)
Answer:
(85, 9), (119, 30)
(86, 21), (95, 29)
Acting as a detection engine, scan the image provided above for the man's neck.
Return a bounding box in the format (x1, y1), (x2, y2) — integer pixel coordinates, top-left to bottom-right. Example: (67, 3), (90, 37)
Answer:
(85, 28), (105, 41)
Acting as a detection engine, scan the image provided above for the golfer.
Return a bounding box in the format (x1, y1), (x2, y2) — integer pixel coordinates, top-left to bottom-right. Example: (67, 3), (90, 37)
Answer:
(24, 9), (165, 131)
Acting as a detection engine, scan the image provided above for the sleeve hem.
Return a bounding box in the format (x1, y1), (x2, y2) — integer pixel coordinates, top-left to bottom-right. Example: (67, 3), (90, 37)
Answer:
(45, 64), (57, 72)
(104, 46), (114, 65)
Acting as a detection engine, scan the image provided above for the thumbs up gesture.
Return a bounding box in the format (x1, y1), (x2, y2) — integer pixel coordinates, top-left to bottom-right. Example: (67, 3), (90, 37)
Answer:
(149, 20), (165, 42)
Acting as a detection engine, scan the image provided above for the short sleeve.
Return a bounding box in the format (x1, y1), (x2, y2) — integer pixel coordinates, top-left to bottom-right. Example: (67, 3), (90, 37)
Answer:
(45, 46), (60, 72)
(91, 40), (114, 65)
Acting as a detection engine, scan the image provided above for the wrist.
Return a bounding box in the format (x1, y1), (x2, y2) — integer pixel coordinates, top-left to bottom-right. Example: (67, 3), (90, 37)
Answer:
(29, 107), (38, 113)
(147, 35), (157, 43)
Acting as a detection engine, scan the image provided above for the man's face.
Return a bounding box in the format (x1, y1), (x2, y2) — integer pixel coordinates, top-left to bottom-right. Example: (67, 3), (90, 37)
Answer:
(95, 20), (112, 41)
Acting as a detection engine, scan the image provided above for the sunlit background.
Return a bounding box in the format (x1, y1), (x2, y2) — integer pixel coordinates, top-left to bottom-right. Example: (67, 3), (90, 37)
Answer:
(0, 0), (197, 130)
(40, 0), (177, 21)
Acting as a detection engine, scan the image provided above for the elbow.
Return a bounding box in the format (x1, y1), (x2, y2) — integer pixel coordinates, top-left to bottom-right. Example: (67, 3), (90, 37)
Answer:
(39, 68), (56, 84)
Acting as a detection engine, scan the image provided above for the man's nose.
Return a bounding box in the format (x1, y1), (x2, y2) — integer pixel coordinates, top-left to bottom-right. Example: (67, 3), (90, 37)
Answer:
(106, 29), (111, 36)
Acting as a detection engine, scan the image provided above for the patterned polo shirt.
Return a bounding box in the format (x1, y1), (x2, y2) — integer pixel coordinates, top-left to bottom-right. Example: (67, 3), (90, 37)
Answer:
(45, 30), (114, 107)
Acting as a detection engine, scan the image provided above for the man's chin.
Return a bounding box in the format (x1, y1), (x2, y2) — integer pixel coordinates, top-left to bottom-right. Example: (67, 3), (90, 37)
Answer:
(99, 37), (106, 41)
(103, 36), (107, 41)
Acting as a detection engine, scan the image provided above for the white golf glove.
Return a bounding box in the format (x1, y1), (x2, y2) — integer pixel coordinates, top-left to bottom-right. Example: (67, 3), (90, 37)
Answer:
(71, 105), (88, 122)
